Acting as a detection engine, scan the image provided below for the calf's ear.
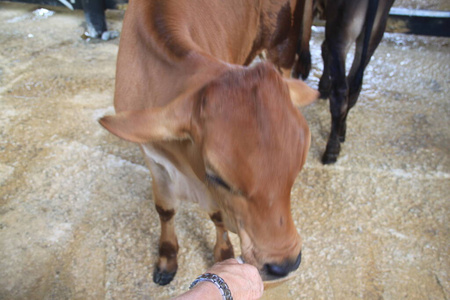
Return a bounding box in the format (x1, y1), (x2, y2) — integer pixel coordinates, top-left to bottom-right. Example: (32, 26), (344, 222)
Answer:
(99, 96), (194, 143)
(285, 78), (319, 107)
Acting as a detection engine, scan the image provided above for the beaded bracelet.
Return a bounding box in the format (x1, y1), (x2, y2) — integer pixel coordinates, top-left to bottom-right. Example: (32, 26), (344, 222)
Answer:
(189, 273), (233, 300)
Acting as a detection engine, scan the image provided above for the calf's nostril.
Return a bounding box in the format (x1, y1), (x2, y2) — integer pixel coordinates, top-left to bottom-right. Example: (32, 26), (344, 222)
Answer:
(293, 251), (302, 269)
(264, 251), (302, 278)
(264, 262), (290, 277)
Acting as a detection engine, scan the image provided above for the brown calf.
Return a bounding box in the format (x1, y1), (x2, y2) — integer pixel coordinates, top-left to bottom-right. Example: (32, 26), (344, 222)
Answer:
(100, 0), (318, 285)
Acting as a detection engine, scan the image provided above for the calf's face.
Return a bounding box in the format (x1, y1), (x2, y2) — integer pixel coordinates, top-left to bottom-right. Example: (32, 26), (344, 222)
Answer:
(197, 65), (313, 279)
(99, 63), (318, 280)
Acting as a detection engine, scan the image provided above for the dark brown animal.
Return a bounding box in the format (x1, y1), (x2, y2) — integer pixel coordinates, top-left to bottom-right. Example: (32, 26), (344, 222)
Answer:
(294, 0), (395, 164)
(100, 0), (318, 285)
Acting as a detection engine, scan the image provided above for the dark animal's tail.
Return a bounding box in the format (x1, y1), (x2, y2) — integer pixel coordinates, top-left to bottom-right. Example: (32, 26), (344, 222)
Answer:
(351, 0), (379, 91)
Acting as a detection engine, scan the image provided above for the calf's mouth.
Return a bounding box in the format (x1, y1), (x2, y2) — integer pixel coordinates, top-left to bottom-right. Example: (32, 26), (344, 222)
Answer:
(237, 251), (302, 283)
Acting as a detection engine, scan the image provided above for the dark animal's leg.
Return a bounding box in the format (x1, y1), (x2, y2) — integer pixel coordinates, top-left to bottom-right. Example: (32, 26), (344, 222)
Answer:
(321, 1), (363, 164)
(341, 34), (367, 142)
(339, 33), (365, 143)
(210, 211), (234, 262)
(322, 41), (348, 164)
(293, 0), (313, 79)
(346, 33), (365, 115)
(343, 0), (394, 142)
(349, 4), (393, 108)
(321, 0), (372, 164)
(318, 40), (331, 99)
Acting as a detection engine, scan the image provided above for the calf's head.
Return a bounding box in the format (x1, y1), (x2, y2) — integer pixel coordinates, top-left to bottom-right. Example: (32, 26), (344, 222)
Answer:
(100, 62), (318, 280)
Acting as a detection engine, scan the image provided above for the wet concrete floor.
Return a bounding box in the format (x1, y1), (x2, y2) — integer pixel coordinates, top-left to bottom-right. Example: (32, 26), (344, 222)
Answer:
(0, 2), (449, 299)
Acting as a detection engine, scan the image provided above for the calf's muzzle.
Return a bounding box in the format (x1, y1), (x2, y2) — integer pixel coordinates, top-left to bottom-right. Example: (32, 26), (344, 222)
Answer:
(264, 251), (302, 279)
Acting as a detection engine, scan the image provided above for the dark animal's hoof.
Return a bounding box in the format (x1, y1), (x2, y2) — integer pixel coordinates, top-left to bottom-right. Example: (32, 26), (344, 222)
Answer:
(322, 152), (338, 164)
(153, 267), (176, 286)
(293, 51), (311, 80)
(322, 142), (340, 164)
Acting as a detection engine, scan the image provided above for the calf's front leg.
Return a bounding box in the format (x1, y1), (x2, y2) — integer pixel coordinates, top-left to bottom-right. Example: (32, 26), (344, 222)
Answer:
(145, 156), (179, 286)
(210, 211), (234, 262)
(153, 202), (178, 285)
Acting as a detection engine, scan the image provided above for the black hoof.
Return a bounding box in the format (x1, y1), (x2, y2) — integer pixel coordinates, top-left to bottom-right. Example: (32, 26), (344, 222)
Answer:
(322, 142), (340, 164)
(153, 266), (176, 286)
(322, 152), (338, 164)
(293, 51), (311, 80)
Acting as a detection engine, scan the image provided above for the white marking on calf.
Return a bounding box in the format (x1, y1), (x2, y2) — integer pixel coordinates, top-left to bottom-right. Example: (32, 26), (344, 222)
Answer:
(141, 144), (216, 211)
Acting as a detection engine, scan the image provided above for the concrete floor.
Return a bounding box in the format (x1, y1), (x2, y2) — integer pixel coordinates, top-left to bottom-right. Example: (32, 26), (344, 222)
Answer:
(0, 2), (449, 300)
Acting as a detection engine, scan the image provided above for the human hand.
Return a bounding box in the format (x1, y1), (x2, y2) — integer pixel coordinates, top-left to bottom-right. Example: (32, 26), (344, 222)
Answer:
(205, 258), (263, 300)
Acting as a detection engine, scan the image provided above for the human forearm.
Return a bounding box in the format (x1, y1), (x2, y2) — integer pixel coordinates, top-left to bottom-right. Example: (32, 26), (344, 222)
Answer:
(173, 281), (222, 300)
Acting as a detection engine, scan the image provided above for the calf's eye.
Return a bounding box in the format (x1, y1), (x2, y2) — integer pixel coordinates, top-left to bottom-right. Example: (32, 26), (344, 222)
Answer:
(206, 173), (232, 191)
